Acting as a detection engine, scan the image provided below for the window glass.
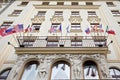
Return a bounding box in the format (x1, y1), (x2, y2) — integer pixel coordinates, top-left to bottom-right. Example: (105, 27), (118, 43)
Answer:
(109, 68), (120, 79)
(0, 68), (11, 80)
(83, 61), (99, 79)
(21, 62), (39, 80)
(51, 61), (70, 80)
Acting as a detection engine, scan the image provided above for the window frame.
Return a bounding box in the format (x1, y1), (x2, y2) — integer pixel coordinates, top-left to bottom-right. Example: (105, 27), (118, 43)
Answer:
(88, 11), (97, 16)
(0, 68), (11, 80)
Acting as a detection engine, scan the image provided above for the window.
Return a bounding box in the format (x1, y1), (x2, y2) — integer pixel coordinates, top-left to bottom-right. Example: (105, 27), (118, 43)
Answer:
(11, 10), (22, 16)
(51, 60), (70, 80)
(20, 2), (28, 6)
(111, 10), (120, 16)
(42, 2), (49, 5)
(86, 2), (93, 5)
(71, 11), (79, 16)
(37, 11), (46, 16)
(0, 68), (11, 80)
(72, 2), (78, 5)
(54, 11), (63, 16)
(88, 11), (97, 16)
(46, 36), (59, 47)
(118, 22), (120, 27)
(90, 23), (100, 32)
(71, 23), (81, 29)
(32, 23), (41, 32)
(106, 2), (114, 6)
(57, 2), (64, 5)
(1, 21), (13, 26)
(83, 61), (99, 79)
(109, 68), (120, 79)
(21, 61), (39, 80)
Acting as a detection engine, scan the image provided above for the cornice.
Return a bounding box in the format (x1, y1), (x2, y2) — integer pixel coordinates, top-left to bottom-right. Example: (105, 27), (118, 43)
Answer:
(15, 47), (109, 54)
(34, 5), (100, 9)
(16, 0), (119, 1)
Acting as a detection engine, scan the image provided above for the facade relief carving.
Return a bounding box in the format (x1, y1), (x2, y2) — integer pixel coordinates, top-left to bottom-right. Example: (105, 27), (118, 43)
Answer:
(69, 16), (82, 23)
(87, 16), (101, 23)
(31, 16), (45, 23)
(9, 53), (110, 79)
(50, 16), (63, 23)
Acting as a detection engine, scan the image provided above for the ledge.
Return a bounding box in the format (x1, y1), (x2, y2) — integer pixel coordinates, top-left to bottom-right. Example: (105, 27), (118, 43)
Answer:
(34, 5), (100, 9)
(15, 47), (109, 54)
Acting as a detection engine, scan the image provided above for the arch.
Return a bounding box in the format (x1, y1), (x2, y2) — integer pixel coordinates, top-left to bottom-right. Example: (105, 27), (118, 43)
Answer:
(83, 60), (100, 79)
(109, 67), (120, 79)
(50, 59), (71, 80)
(0, 68), (11, 80)
(20, 60), (39, 80)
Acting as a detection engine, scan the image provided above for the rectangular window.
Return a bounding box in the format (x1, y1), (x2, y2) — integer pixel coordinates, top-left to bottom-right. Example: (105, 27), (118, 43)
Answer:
(86, 2), (93, 5)
(71, 11), (79, 16)
(20, 2), (28, 6)
(32, 23), (41, 32)
(12, 10), (22, 16)
(71, 23), (81, 29)
(88, 11), (97, 16)
(57, 2), (64, 5)
(72, 2), (78, 5)
(42, 2), (49, 5)
(1, 21), (13, 27)
(54, 11), (63, 16)
(46, 42), (58, 47)
(111, 10), (120, 16)
(106, 2), (114, 6)
(118, 22), (120, 27)
(37, 11), (46, 16)
(52, 23), (61, 30)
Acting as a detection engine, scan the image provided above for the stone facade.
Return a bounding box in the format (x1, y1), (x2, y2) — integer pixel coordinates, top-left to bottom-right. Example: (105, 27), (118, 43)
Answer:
(7, 53), (111, 80)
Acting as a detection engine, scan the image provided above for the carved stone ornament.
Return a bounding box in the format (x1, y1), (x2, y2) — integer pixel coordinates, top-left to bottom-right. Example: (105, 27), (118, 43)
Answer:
(31, 16), (45, 23)
(50, 16), (63, 23)
(69, 16), (82, 23)
(7, 53), (111, 80)
(87, 16), (101, 23)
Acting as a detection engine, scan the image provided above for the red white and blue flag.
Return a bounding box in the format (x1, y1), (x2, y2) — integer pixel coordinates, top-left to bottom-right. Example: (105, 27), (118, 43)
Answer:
(85, 27), (90, 34)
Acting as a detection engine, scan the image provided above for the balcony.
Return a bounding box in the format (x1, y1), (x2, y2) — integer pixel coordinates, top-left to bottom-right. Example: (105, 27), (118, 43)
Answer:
(15, 36), (109, 54)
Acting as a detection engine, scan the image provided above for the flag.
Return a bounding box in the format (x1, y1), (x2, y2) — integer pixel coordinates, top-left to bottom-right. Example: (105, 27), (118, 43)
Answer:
(99, 24), (102, 29)
(85, 28), (90, 34)
(14, 24), (23, 33)
(0, 27), (6, 37)
(66, 26), (69, 33)
(50, 26), (55, 33)
(58, 24), (62, 32)
(107, 30), (115, 35)
(5, 26), (14, 35)
(24, 25), (30, 33)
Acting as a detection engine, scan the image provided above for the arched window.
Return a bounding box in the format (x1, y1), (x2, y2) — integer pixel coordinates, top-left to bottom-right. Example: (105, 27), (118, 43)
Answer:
(109, 67), (120, 79)
(51, 60), (70, 80)
(21, 61), (39, 80)
(0, 68), (11, 80)
(83, 60), (99, 79)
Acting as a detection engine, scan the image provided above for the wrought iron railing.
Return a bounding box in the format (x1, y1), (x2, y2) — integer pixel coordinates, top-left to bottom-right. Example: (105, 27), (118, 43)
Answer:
(17, 36), (107, 48)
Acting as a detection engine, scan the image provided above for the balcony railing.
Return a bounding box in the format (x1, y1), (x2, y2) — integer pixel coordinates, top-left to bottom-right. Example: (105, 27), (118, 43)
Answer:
(17, 36), (107, 48)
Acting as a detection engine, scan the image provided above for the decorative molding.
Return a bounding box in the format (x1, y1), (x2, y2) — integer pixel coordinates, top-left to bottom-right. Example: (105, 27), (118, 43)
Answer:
(31, 16), (45, 23)
(87, 16), (101, 23)
(69, 16), (82, 23)
(15, 47), (109, 54)
(50, 16), (63, 23)
(70, 29), (82, 33)
(34, 5), (100, 9)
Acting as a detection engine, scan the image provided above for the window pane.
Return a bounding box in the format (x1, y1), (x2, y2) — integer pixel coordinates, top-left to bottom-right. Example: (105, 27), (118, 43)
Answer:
(110, 68), (120, 79)
(21, 64), (38, 80)
(0, 69), (11, 80)
(51, 61), (70, 80)
(84, 61), (99, 79)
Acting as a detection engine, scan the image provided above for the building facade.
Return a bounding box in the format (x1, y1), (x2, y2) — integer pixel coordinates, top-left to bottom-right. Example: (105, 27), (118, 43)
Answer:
(0, 0), (120, 80)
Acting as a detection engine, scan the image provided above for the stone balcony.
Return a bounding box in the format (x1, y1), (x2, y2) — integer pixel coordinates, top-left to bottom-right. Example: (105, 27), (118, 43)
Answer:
(15, 36), (109, 55)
